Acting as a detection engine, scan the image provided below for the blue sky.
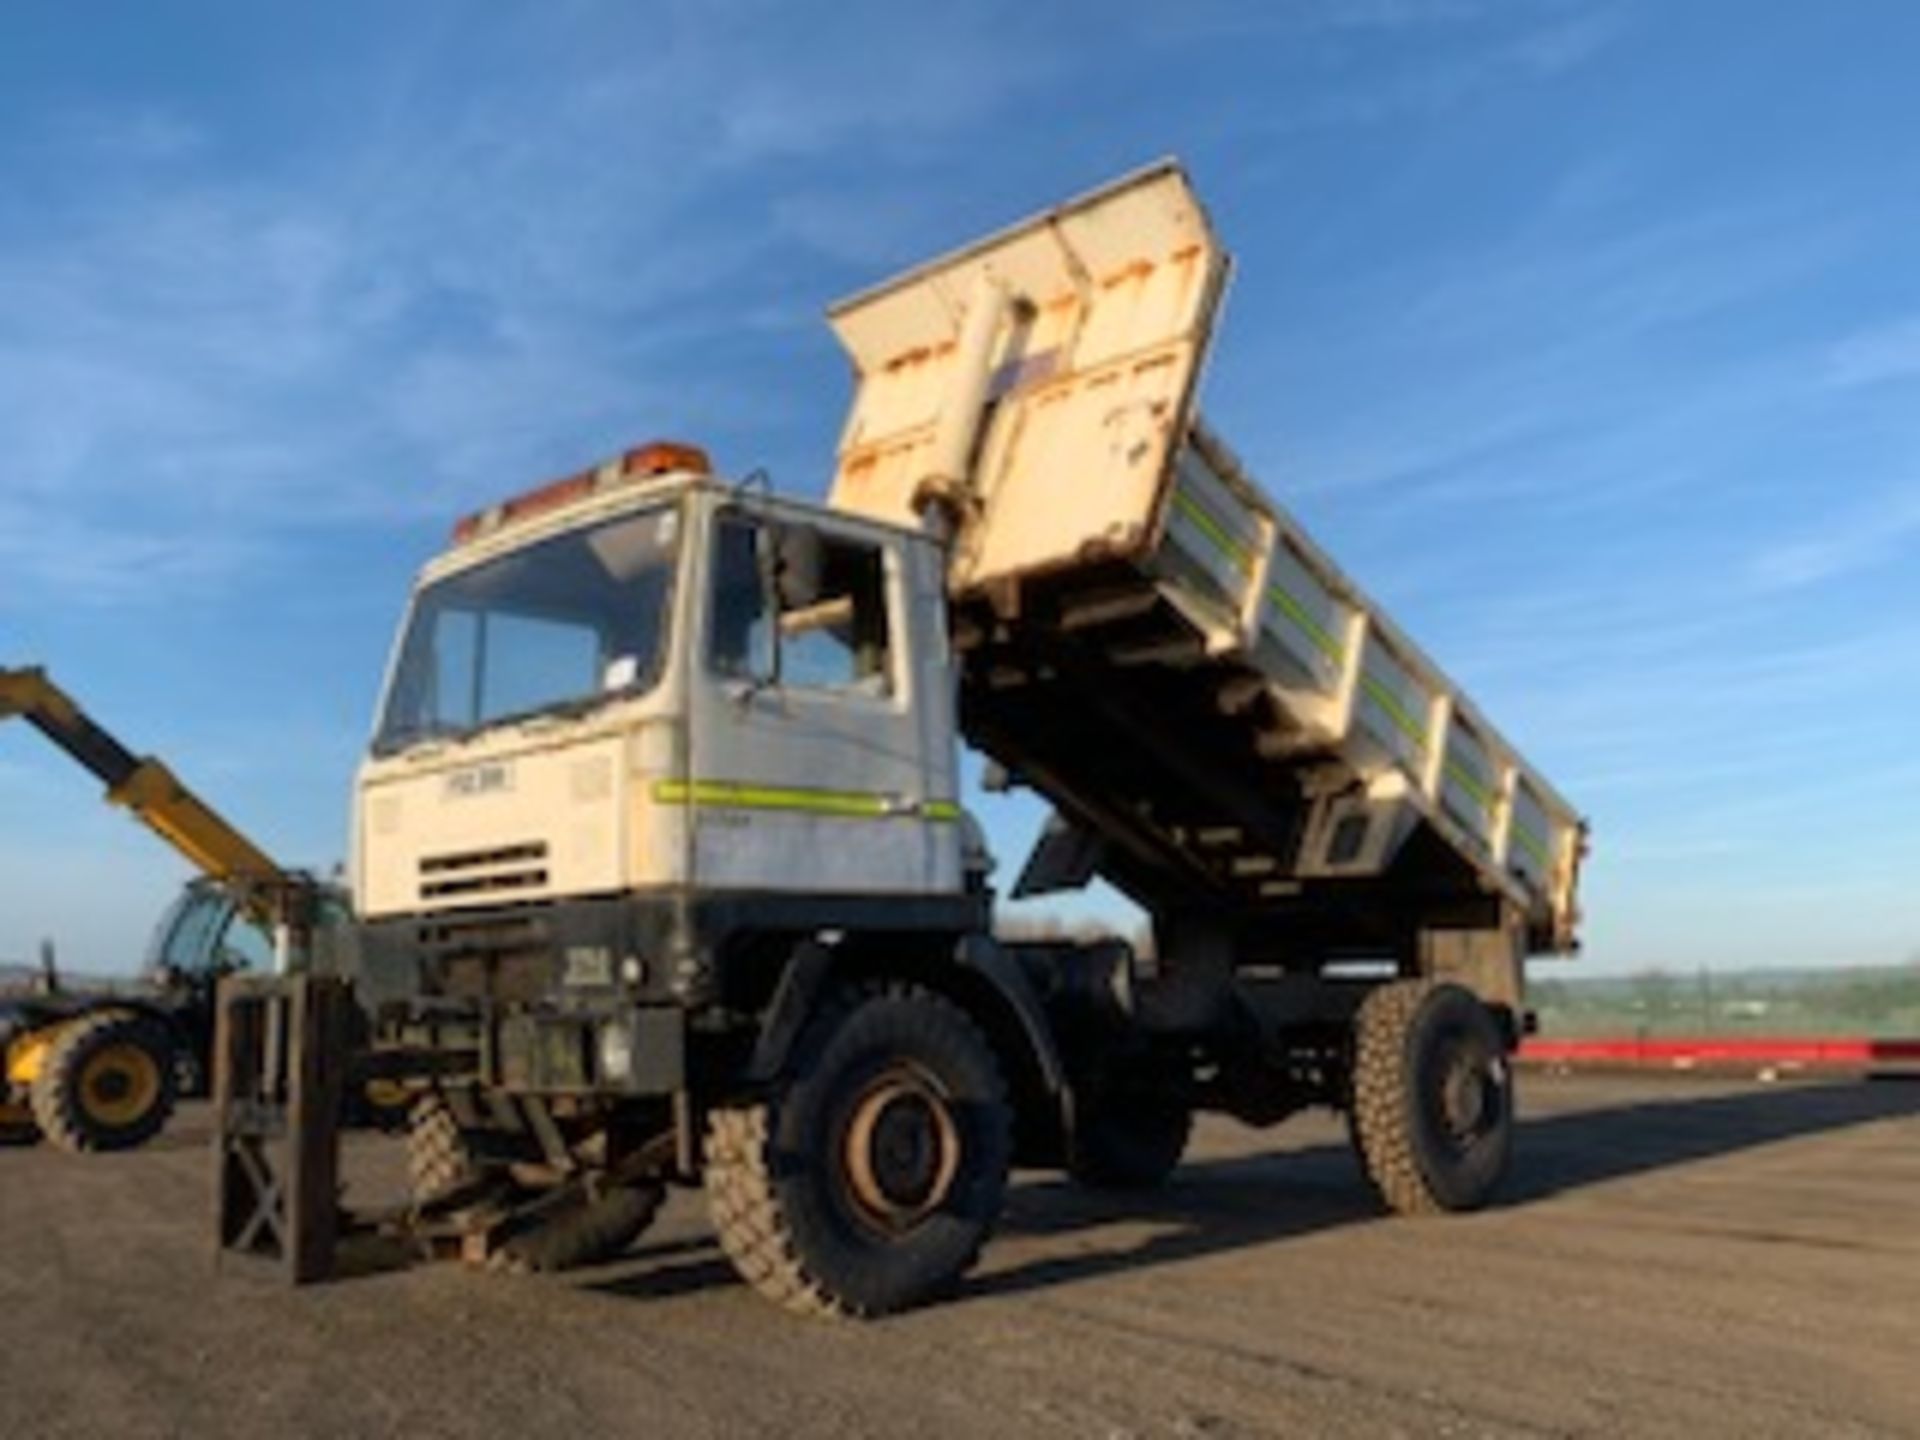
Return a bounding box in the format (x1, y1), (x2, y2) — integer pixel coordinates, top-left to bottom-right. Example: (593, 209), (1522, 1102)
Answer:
(2, 0), (1917, 975)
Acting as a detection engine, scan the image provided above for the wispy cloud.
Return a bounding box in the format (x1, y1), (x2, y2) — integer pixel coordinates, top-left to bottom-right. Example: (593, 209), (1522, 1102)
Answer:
(1261, 6), (1625, 134)
(0, 4), (1075, 607)
(1825, 314), (1920, 389)
(1748, 485), (1920, 590)
(1278, 199), (1855, 521)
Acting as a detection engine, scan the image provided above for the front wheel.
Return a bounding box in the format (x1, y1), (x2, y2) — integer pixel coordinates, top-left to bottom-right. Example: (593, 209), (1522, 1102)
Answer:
(705, 981), (1013, 1318)
(1348, 981), (1513, 1215)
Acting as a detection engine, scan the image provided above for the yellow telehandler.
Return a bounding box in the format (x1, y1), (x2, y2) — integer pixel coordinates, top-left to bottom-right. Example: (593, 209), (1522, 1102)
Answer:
(0, 666), (326, 1152)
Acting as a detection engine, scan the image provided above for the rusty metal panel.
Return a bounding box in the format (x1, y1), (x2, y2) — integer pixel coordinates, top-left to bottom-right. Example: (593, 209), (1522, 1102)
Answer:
(828, 161), (1227, 591)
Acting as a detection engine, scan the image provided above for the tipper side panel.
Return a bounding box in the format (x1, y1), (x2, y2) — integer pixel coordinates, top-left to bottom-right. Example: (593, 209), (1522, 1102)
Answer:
(826, 163), (1583, 958)
(1145, 430), (1584, 949)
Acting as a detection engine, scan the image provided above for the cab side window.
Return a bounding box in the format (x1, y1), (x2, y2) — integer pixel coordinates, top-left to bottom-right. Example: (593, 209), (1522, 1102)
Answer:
(710, 518), (775, 681)
(151, 892), (271, 976)
(709, 517), (893, 696)
(214, 913), (275, 973)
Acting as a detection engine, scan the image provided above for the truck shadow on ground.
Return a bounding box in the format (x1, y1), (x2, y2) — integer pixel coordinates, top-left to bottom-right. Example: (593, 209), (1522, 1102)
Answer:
(963, 1078), (1920, 1302)
(581, 1078), (1920, 1307)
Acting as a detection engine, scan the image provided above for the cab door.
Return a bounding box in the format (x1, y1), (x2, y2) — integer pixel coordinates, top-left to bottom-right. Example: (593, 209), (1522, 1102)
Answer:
(680, 505), (961, 897)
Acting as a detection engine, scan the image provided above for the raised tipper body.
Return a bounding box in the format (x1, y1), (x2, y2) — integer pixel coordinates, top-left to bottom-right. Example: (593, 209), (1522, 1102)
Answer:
(828, 160), (1582, 962)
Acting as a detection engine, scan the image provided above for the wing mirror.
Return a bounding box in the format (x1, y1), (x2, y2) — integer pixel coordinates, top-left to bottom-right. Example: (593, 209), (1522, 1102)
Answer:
(740, 521), (827, 697)
(763, 521), (825, 611)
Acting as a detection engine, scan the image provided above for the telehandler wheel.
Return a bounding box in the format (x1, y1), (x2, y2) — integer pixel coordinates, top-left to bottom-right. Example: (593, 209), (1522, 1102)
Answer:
(1068, 1073), (1192, 1191)
(704, 981), (1013, 1318)
(30, 1011), (178, 1154)
(1348, 980), (1513, 1215)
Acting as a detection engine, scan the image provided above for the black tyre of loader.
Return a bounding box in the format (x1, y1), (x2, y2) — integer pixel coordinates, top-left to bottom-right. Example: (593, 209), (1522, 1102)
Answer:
(704, 981), (1013, 1318)
(1349, 980), (1513, 1215)
(1067, 1071), (1192, 1191)
(30, 1010), (178, 1154)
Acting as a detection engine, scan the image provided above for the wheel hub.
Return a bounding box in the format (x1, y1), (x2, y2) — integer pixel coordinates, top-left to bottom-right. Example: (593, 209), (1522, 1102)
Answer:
(842, 1066), (960, 1232)
(80, 1044), (161, 1128)
(1436, 1041), (1504, 1145)
(1443, 1062), (1488, 1136)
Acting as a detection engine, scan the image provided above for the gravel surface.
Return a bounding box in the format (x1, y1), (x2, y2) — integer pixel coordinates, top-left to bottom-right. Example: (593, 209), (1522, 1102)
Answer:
(1, 1072), (1914, 1438)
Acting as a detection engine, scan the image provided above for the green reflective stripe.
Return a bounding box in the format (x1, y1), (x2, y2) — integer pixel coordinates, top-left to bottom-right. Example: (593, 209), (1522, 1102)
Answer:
(1443, 759), (1496, 814)
(1268, 584), (1345, 664)
(1169, 489), (1255, 574)
(653, 779), (960, 822)
(1511, 823), (1552, 870)
(1172, 490), (1350, 668)
(1359, 673), (1429, 752)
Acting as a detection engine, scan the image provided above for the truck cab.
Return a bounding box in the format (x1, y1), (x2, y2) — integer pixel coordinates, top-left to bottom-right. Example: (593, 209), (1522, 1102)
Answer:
(354, 448), (987, 1092)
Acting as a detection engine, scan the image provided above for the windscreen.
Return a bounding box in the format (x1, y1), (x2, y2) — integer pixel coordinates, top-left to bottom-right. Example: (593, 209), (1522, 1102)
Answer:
(376, 505), (678, 752)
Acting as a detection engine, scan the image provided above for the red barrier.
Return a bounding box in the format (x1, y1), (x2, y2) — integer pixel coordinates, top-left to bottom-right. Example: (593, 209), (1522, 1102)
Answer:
(1520, 1036), (1920, 1071)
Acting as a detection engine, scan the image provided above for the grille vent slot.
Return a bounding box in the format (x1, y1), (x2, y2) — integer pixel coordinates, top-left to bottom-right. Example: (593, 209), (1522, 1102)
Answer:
(418, 841), (549, 902)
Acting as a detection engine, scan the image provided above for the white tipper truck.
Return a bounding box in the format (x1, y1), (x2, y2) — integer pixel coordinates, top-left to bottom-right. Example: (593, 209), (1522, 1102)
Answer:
(274, 162), (1583, 1313)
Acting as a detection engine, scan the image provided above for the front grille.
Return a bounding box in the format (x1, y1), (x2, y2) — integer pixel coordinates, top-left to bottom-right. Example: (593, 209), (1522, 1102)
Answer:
(418, 841), (549, 903)
(416, 909), (553, 1004)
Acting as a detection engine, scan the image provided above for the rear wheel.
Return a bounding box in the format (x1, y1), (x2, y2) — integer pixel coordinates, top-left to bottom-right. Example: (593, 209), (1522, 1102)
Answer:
(705, 981), (1013, 1318)
(31, 1011), (178, 1154)
(1348, 981), (1513, 1214)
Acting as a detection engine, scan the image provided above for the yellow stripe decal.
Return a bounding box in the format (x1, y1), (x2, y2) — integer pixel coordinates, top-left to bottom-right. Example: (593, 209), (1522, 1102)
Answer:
(1443, 759), (1497, 814)
(1170, 489), (1255, 574)
(653, 779), (960, 822)
(1359, 674), (1429, 752)
(1511, 823), (1552, 870)
(1172, 489), (1349, 668)
(1268, 584), (1345, 664)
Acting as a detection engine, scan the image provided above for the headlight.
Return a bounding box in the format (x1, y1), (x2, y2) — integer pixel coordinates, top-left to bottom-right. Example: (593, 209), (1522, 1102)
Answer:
(598, 1020), (635, 1084)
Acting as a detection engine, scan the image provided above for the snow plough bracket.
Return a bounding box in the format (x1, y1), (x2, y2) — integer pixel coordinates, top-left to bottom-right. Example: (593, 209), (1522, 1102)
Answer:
(213, 974), (353, 1284)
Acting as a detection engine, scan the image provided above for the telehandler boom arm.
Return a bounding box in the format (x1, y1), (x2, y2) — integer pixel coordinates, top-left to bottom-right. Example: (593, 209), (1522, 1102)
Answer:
(0, 666), (297, 914)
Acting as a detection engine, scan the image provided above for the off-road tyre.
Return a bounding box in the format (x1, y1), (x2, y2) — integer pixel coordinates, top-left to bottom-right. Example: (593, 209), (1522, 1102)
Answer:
(1349, 980), (1513, 1215)
(30, 1010), (177, 1154)
(490, 1181), (665, 1274)
(407, 1093), (475, 1203)
(1067, 1071), (1192, 1190)
(704, 981), (1013, 1318)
